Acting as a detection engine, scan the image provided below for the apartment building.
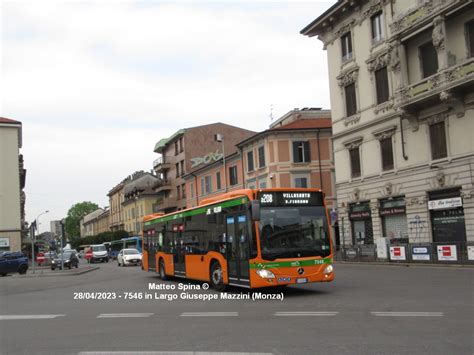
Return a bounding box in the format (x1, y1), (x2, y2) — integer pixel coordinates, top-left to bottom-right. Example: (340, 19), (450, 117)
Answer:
(237, 108), (335, 209)
(0, 117), (26, 252)
(152, 123), (255, 213)
(122, 172), (159, 236)
(302, 0), (473, 254)
(108, 181), (125, 232)
(80, 208), (107, 238)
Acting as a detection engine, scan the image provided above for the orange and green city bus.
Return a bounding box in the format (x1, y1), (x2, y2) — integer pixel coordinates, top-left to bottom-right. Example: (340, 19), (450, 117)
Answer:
(142, 188), (334, 290)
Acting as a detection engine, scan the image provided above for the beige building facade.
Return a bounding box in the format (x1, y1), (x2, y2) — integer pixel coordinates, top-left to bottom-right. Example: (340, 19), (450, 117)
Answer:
(0, 117), (26, 252)
(302, 0), (474, 255)
(108, 181), (125, 232)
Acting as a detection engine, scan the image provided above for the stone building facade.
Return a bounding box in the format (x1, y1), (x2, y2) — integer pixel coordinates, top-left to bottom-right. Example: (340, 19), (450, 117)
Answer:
(302, 0), (474, 255)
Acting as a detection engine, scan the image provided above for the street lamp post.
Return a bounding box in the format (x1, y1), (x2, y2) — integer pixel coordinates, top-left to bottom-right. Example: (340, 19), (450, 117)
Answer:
(215, 134), (227, 192)
(32, 210), (49, 274)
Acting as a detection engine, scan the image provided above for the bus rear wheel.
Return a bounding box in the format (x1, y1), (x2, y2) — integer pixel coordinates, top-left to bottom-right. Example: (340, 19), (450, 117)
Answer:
(210, 262), (226, 291)
(159, 259), (168, 280)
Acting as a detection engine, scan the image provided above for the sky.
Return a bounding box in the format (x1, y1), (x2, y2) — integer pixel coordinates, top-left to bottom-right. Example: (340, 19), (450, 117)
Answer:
(1, 0), (332, 233)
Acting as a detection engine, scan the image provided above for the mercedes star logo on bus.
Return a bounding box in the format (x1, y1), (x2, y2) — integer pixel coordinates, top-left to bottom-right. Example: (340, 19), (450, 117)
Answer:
(297, 267), (305, 275)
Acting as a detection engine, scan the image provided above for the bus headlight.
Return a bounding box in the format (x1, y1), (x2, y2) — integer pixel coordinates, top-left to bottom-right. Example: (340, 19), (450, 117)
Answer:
(323, 264), (333, 274)
(256, 269), (275, 279)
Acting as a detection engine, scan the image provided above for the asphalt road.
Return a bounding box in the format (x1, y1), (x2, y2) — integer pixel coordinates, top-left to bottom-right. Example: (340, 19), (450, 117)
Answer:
(0, 260), (472, 355)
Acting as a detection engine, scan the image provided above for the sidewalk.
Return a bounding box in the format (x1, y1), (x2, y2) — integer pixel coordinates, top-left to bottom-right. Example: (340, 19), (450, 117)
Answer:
(334, 260), (474, 268)
(15, 265), (100, 278)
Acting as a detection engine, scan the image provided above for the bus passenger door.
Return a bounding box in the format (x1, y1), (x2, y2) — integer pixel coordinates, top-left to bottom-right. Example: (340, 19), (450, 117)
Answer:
(226, 214), (250, 286)
(146, 230), (157, 271)
(173, 226), (186, 277)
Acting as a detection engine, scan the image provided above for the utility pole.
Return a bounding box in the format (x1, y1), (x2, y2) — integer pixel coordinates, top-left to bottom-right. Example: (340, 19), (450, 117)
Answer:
(32, 210), (49, 274)
(215, 134), (227, 192)
(59, 219), (65, 270)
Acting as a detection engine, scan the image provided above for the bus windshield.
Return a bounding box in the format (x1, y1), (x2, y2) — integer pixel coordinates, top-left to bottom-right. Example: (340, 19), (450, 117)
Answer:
(258, 206), (330, 260)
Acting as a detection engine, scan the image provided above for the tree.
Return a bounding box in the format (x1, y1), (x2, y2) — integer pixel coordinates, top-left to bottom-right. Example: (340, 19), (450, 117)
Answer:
(64, 201), (99, 239)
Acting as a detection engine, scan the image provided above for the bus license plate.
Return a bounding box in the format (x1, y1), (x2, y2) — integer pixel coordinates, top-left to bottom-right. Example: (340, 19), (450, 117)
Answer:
(296, 278), (307, 284)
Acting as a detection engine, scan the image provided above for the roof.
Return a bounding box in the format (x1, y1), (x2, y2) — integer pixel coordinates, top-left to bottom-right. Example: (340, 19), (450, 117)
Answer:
(153, 129), (186, 153)
(300, 0), (345, 37)
(0, 117), (21, 124)
(273, 118), (332, 130)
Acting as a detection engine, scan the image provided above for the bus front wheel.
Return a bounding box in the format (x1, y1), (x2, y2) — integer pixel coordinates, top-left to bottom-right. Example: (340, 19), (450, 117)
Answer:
(210, 262), (226, 291)
(159, 259), (168, 281)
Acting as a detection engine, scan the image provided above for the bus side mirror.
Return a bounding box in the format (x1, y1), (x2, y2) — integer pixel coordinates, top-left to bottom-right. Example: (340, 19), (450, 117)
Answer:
(250, 200), (261, 221)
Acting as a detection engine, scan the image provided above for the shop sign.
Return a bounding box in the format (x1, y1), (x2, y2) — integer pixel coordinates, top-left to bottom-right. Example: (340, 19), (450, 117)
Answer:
(380, 206), (406, 216)
(428, 197), (462, 210)
(411, 246), (431, 261)
(436, 245), (457, 261)
(0, 238), (10, 247)
(468, 246), (474, 261)
(389, 246), (406, 261)
(345, 248), (358, 259)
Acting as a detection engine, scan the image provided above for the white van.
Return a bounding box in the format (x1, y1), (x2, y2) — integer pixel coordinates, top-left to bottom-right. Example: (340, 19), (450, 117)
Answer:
(90, 244), (109, 263)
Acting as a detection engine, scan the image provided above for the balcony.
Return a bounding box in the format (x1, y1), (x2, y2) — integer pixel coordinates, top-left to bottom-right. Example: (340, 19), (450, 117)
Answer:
(152, 179), (172, 193)
(395, 58), (474, 115)
(153, 156), (172, 172)
(152, 198), (177, 213)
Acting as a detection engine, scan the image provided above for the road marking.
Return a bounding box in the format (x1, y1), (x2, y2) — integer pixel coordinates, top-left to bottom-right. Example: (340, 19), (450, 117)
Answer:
(371, 312), (444, 317)
(79, 352), (274, 355)
(275, 311), (339, 317)
(0, 314), (65, 320)
(97, 313), (154, 318)
(180, 312), (238, 317)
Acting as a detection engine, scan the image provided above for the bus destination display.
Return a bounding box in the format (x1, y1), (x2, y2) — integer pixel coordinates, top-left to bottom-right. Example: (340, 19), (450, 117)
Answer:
(257, 191), (323, 207)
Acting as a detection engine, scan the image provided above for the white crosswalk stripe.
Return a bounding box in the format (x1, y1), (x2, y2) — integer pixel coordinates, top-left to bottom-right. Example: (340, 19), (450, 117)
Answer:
(371, 312), (444, 317)
(274, 311), (338, 317)
(97, 313), (154, 318)
(0, 314), (65, 320)
(180, 312), (238, 317)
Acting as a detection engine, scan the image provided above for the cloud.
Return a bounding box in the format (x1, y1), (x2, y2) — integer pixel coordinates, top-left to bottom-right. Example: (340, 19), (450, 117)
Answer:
(2, 1), (332, 227)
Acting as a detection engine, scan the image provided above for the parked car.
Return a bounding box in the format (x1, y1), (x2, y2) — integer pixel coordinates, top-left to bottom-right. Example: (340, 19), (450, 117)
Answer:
(42, 251), (58, 266)
(117, 248), (142, 267)
(90, 244), (109, 263)
(51, 251), (79, 270)
(0, 252), (29, 276)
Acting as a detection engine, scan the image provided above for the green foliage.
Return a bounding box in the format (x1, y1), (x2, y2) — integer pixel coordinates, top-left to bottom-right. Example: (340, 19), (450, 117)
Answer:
(64, 201), (100, 239)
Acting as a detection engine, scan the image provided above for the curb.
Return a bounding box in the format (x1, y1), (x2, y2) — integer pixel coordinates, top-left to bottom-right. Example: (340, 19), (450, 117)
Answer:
(13, 266), (101, 278)
(334, 261), (474, 268)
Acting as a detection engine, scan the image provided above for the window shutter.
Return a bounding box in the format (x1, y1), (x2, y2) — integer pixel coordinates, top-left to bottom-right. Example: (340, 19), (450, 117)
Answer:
(304, 142), (311, 162)
(293, 142), (299, 162)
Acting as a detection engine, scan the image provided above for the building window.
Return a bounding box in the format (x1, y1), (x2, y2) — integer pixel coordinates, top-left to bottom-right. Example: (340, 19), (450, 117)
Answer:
(341, 32), (353, 61)
(180, 160), (185, 176)
(429, 121), (447, 160)
(216, 171), (221, 190)
(350, 147), (361, 178)
(176, 186), (181, 200)
(375, 66), (389, 104)
(467, 21), (474, 57)
(174, 141), (178, 155)
(175, 163), (180, 178)
(229, 166), (238, 186)
(345, 83), (357, 117)
(202, 176), (212, 194)
(258, 146), (266, 168)
(190, 183), (194, 198)
(293, 141), (311, 163)
(380, 137), (394, 171)
(247, 151), (254, 172)
(420, 41), (438, 78)
(181, 183), (186, 199)
(294, 177), (308, 188)
(179, 137), (184, 153)
(371, 12), (384, 43)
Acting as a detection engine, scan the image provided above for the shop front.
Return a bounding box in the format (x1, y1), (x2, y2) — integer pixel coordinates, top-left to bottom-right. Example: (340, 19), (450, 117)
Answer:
(428, 189), (466, 243)
(349, 202), (373, 245)
(380, 197), (408, 244)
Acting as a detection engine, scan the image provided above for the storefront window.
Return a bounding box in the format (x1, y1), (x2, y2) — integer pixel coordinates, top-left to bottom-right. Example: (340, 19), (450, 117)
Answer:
(349, 202), (373, 245)
(380, 197), (408, 244)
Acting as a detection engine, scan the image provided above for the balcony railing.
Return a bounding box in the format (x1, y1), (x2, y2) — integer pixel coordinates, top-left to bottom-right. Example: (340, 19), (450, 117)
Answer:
(396, 57), (474, 109)
(153, 156), (172, 170)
